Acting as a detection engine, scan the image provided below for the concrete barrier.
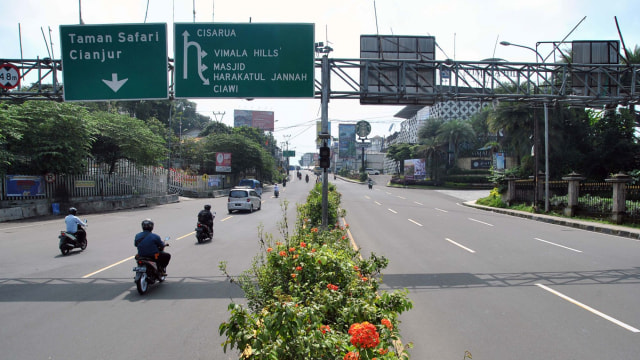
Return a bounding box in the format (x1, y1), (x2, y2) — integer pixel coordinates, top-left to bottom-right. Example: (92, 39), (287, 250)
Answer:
(0, 194), (179, 223)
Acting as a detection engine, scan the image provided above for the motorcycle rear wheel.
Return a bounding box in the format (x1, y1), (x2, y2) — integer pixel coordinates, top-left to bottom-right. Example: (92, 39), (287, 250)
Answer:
(80, 239), (87, 250)
(136, 273), (149, 294)
(60, 247), (70, 256)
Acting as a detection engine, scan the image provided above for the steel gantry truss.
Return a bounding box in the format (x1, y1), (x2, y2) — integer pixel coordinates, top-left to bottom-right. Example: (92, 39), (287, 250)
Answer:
(314, 58), (640, 107)
(2, 57), (638, 107)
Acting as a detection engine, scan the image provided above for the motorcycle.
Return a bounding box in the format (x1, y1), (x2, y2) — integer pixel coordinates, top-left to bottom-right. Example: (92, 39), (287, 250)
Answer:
(58, 220), (88, 255)
(368, 181), (373, 190)
(195, 213), (215, 244)
(274, 189), (280, 198)
(133, 238), (169, 295)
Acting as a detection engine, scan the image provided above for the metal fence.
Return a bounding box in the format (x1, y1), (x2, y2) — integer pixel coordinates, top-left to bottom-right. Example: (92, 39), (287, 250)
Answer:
(1, 158), (168, 204)
(512, 179), (640, 223)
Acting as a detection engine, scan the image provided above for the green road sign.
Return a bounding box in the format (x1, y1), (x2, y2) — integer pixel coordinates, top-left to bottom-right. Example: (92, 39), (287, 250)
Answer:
(174, 23), (314, 99)
(283, 150), (296, 157)
(60, 23), (168, 101)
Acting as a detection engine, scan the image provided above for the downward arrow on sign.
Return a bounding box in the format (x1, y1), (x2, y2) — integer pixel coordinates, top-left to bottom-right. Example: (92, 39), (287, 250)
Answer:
(102, 73), (128, 93)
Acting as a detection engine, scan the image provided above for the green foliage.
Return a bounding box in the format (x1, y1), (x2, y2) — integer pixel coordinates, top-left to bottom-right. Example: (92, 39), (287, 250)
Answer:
(297, 183), (343, 228)
(90, 111), (166, 172)
(5, 101), (94, 174)
(219, 188), (412, 360)
(476, 188), (507, 208)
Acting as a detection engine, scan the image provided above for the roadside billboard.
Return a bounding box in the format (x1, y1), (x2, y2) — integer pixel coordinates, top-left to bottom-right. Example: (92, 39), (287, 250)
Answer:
(234, 110), (275, 131)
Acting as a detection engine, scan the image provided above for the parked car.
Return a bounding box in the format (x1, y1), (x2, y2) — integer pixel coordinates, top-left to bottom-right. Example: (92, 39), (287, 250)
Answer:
(366, 168), (380, 175)
(237, 178), (263, 195)
(228, 187), (262, 213)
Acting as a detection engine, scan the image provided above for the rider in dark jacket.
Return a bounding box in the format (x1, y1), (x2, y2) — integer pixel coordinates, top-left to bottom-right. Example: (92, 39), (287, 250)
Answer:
(134, 219), (170, 275)
(197, 204), (215, 236)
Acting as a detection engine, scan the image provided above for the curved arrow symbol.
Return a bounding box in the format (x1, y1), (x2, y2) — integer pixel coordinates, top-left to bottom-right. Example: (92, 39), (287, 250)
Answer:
(102, 73), (128, 93)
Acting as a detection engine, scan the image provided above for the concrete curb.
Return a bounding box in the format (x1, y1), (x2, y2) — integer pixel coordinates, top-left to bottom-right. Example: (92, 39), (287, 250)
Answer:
(462, 201), (640, 240)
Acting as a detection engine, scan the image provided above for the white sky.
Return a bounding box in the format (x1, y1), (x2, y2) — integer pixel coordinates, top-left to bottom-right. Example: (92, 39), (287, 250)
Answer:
(2, 0), (639, 156)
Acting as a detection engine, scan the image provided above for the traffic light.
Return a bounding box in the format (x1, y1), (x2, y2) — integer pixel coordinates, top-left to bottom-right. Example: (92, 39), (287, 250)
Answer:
(319, 146), (330, 169)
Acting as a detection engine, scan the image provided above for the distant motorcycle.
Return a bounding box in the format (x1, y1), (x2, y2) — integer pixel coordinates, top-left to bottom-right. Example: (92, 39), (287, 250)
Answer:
(195, 213), (215, 244)
(133, 238), (169, 295)
(58, 220), (88, 255)
(274, 189), (280, 198)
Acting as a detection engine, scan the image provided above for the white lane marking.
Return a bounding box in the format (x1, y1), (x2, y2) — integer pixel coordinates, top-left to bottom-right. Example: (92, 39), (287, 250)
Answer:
(374, 201), (382, 206)
(536, 283), (640, 333)
(534, 237), (583, 253)
(365, 195), (371, 199)
(445, 238), (476, 253)
(408, 219), (423, 227)
(397, 196), (406, 199)
(468, 217), (494, 226)
(83, 256), (134, 278)
(83, 231), (193, 278)
(388, 209), (398, 214)
(414, 201), (424, 206)
(435, 208), (448, 213)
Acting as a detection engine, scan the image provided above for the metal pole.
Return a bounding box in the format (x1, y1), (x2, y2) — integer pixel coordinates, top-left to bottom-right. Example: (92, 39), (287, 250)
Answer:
(321, 54), (330, 228)
(544, 102), (550, 212)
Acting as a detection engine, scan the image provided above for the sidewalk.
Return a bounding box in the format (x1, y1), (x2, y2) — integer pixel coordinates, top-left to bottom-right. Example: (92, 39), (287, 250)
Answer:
(463, 200), (640, 240)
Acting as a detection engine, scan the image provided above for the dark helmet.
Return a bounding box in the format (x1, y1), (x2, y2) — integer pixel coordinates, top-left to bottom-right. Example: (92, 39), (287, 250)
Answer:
(204, 204), (211, 211)
(141, 219), (154, 231)
(69, 207), (77, 215)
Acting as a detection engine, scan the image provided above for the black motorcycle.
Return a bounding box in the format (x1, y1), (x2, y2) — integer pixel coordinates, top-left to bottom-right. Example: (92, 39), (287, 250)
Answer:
(133, 238), (169, 295)
(58, 221), (88, 255)
(195, 222), (213, 243)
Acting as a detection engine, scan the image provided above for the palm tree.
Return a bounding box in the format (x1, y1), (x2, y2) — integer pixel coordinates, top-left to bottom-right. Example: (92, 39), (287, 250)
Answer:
(435, 119), (475, 167)
(487, 102), (534, 166)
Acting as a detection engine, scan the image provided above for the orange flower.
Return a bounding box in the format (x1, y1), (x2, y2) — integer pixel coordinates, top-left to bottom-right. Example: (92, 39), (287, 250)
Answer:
(327, 283), (339, 291)
(311, 227), (319, 233)
(341, 235), (347, 240)
(319, 325), (331, 334)
(296, 266), (302, 271)
(348, 322), (380, 349)
(378, 348), (389, 355)
(291, 273), (297, 278)
(311, 248), (317, 253)
(289, 247), (296, 253)
(353, 265), (360, 271)
(279, 251), (287, 257)
(300, 241), (307, 248)
(361, 277), (368, 282)
(293, 254), (299, 259)
(381, 318), (393, 330)
(343, 351), (359, 360)
(267, 247), (273, 252)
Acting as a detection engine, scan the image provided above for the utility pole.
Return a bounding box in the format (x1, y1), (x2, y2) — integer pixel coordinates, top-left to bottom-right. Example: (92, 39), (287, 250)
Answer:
(316, 42), (332, 229)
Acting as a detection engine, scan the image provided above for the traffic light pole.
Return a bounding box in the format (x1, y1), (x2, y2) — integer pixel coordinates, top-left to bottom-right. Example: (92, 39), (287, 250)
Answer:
(320, 52), (330, 229)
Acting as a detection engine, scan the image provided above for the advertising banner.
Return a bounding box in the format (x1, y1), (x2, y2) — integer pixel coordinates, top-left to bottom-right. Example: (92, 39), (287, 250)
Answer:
(215, 152), (232, 172)
(403, 159), (426, 180)
(338, 124), (356, 158)
(233, 110), (275, 131)
(5, 175), (45, 197)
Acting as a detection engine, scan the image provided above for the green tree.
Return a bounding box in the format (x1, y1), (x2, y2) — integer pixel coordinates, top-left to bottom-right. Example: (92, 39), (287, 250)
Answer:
(385, 143), (413, 174)
(436, 118), (476, 167)
(487, 101), (534, 167)
(90, 112), (166, 174)
(201, 133), (275, 182)
(0, 102), (25, 171)
(6, 101), (93, 174)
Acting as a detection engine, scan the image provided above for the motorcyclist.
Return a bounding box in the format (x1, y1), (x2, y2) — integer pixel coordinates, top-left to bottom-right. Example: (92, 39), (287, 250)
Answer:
(305, 174), (309, 183)
(64, 207), (87, 242)
(368, 178), (373, 189)
(197, 204), (215, 237)
(274, 183), (280, 197)
(134, 219), (170, 276)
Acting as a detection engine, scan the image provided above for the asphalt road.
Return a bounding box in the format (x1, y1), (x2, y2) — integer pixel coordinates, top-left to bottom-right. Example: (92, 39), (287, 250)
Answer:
(0, 173), (314, 360)
(2, 174), (639, 359)
(341, 176), (640, 360)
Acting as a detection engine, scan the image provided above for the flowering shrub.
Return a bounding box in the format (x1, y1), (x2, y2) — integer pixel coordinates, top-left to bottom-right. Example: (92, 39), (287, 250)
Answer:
(219, 186), (413, 359)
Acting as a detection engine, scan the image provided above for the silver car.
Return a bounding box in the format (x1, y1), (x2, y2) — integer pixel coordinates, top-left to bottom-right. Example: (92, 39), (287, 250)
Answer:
(227, 187), (262, 213)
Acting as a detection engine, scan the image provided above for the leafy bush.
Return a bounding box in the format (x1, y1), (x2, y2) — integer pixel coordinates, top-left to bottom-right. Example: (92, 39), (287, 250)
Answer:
(219, 188), (413, 359)
(476, 188), (507, 208)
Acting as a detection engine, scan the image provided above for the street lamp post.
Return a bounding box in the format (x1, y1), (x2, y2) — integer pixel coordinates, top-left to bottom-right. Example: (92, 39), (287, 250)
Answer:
(500, 41), (550, 212)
